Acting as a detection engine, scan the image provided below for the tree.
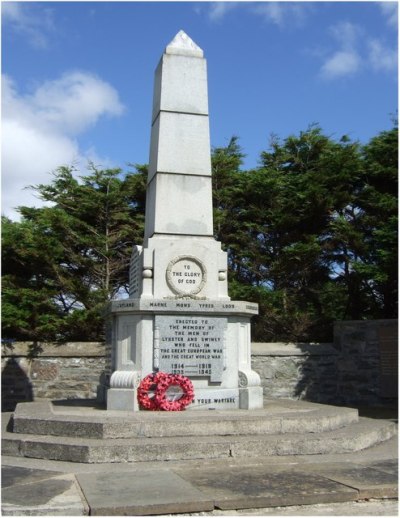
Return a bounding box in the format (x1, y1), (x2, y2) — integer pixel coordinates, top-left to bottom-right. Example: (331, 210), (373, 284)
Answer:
(2, 216), (67, 342)
(211, 125), (397, 342)
(354, 126), (398, 318)
(2, 165), (147, 341)
(3, 125), (397, 344)
(218, 128), (356, 340)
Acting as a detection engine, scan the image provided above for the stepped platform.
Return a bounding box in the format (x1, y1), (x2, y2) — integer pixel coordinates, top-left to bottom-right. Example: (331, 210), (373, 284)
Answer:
(2, 399), (396, 464)
(2, 399), (397, 516)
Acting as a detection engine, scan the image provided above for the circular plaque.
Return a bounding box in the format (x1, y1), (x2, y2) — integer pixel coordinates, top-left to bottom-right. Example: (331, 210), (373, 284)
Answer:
(166, 255), (207, 296)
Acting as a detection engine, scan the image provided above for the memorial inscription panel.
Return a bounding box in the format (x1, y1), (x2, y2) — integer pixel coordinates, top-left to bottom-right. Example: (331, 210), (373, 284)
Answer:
(129, 246), (142, 298)
(166, 255), (206, 297)
(378, 325), (398, 398)
(155, 315), (226, 381)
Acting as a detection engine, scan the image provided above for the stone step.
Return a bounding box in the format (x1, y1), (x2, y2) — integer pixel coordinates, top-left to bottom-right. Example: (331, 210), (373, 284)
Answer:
(2, 417), (396, 464)
(11, 400), (359, 439)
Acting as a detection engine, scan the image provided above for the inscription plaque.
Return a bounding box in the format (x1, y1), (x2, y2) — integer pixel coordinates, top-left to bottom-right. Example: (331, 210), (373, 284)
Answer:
(166, 255), (206, 297)
(155, 315), (226, 381)
(129, 246), (142, 298)
(379, 325), (398, 398)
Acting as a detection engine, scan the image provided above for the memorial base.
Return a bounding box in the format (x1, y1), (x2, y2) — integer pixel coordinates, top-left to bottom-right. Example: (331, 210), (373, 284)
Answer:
(105, 298), (263, 412)
(188, 387), (239, 410)
(104, 386), (265, 412)
(239, 386), (264, 410)
(107, 388), (140, 412)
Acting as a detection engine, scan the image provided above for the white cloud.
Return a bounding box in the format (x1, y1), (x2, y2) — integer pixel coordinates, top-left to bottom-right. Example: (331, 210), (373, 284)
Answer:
(2, 2), (55, 49)
(26, 72), (125, 134)
(329, 21), (362, 50)
(379, 2), (398, 28)
(319, 21), (363, 80)
(208, 2), (240, 22)
(319, 17), (397, 80)
(252, 1), (310, 27)
(368, 39), (398, 72)
(320, 50), (361, 79)
(207, 1), (310, 26)
(2, 72), (125, 220)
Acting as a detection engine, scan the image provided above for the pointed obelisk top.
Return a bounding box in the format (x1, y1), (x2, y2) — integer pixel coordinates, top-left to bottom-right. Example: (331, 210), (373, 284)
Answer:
(165, 30), (204, 58)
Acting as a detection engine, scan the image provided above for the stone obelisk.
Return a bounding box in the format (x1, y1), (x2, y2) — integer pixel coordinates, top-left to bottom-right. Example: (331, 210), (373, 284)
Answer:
(104, 31), (263, 411)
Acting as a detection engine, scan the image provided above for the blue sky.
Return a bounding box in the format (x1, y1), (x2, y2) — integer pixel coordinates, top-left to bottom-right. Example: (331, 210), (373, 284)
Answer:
(2, 1), (398, 219)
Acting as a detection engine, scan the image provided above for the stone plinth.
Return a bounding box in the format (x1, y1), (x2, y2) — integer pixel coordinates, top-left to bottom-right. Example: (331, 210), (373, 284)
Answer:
(105, 299), (262, 411)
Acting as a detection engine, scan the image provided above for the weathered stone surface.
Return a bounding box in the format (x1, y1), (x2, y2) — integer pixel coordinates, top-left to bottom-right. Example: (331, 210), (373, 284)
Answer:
(322, 466), (398, 499)
(10, 400), (359, 439)
(334, 319), (398, 404)
(251, 344), (340, 404)
(176, 466), (358, 509)
(3, 401), (396, 464)
(2, 465), (61, 488)
(110, 298), (257, 316)
(31, 360), (58, 380)
(1, 467), (87, 516)
(367, 459), (398, 475)
(148, 112), (212, 180)
(1, 342), (105, 357)
(76, 470), (214, 515)
(2, 351), (105, 410)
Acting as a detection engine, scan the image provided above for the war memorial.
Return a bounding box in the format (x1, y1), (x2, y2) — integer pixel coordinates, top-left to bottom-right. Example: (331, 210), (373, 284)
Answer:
(2, 32), (397, 516)
(104, 30), (263, 413)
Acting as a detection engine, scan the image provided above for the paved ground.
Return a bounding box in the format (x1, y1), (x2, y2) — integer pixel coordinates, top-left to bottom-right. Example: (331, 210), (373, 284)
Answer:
(1, 408), (398, 516)
(174, 500), (399, 515)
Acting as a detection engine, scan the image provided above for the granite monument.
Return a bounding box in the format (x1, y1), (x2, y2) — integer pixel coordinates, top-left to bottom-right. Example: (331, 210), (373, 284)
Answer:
(105, 31), (263, 411)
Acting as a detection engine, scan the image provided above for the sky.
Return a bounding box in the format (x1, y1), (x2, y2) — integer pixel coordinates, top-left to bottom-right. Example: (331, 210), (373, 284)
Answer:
(2, 0), (398, 220)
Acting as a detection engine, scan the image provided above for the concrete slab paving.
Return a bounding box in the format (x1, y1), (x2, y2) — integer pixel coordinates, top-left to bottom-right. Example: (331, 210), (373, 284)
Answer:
(174, 465), (358, 510)
(321, 465), (398, 499)
(1, 409), (397, 516)
(1, 469), (88, 516)
(367, 458), (398, 475)
(2, 465), (64, 488)
(172, 499), (399, 515)
(75, 469), (214, 516)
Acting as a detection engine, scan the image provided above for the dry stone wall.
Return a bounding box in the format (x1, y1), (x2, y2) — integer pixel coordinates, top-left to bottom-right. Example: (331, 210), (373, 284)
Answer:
(1, 342), (105, 411)
(251, 343), (339, 404)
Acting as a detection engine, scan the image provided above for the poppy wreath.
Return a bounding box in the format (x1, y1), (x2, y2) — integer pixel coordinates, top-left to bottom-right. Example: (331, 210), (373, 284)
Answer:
(136, 372), (161, 410)
(137, 372), (194, 411)
(155, 374), (195, 411)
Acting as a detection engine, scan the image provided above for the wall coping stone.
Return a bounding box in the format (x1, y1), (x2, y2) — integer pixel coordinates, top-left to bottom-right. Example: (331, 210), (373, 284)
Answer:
(251, 343), (337, 356)
(1, 342), (105, 358)
(334, 319), (397, 326)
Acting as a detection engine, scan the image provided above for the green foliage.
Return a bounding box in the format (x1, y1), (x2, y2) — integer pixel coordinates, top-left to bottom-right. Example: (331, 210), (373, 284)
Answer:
(2, 125), (397, 343)
(2, 164), (147, 341)
(212, 124), (398, 341)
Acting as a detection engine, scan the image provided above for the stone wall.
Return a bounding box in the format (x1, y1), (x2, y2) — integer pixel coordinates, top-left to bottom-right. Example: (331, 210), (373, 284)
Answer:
(251, 343), (339, 404)
(2, 320), (397, 411)
(1, 342), (105, 411)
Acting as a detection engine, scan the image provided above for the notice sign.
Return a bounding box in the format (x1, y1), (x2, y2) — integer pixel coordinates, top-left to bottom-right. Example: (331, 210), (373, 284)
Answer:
(155, 315), (226, 382)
